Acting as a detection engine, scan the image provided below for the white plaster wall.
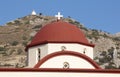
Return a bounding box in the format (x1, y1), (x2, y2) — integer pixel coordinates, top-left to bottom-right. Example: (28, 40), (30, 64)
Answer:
(28, 44), (48, 67)
(40, 55), (95, 69)
(28, 43), (93, 67)
(0, 72), (120, 77)
(28, 48), (37, 67)
(48, 43), (93, 59)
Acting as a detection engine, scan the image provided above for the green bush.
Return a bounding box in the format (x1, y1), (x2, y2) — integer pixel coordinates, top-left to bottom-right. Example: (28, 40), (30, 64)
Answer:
(44, 18), (49, 20)
(32, 25), (42, 29)
(7, 22), (13, 25)
(22, 36), (27, 40)
(25, 21), (29, 25)
(11, 41), (19, 46)
(14, 20), (21, 25)
(113, 37), (120, 41)
(103, 33), (108, 38)
(17, 49), (23, 55)
(22, 41), (28, 46)
(69, 20), (80, 25)
(81, 27), (88, 31)
(0, 47), (6, 51)
(87, 35), (92, 39)
(29, 36), (34, 41)
(99, 51), (112, 63)
(105, 62), (117, 69)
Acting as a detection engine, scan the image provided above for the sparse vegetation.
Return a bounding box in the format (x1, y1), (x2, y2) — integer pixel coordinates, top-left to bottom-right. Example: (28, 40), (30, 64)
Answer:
(22, 41), (28, 46)
(0, 47), (6, 51)
(22, 36), (27, 40)
(94, 47), (120, 69)
(32, 24), (42, 29)
(6, 22), (14, 25)
(113, 37), (120, 41)
(29, 36), (34, 41)
(81, 27), (88, 31)
(69, 20), (80, 26)
(10, 41), (19, 46)
(44, 18), (49, 20)
(14, 20), (22, 25)
(87, 34), (93, 39)
(25, 21), (30, 25)
(105, 62), (117, 69)
(17, 48), (23, 55)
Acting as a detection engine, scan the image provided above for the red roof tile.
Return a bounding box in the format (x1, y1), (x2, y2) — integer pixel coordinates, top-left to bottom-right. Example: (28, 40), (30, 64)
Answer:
(26, 21), (94, 50)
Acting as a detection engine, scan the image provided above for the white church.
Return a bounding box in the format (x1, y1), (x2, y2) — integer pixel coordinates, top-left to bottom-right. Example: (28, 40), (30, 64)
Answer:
(26, 12), (95, 68)
(0, 12), (120, 77)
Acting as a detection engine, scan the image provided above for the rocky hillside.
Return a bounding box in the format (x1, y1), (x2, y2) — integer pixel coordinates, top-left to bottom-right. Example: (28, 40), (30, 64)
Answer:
(0, 14), (120, 69)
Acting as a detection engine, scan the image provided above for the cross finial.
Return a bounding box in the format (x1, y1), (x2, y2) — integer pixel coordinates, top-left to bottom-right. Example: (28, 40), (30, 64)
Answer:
(55, 12), (63, 20)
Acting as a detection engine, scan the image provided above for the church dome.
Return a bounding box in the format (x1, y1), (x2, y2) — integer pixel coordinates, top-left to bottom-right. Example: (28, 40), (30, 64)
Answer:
(27, 21), (94, 49)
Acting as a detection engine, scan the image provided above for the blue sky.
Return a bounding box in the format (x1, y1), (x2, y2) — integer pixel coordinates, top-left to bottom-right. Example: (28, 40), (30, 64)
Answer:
(0, 0), (120, 34)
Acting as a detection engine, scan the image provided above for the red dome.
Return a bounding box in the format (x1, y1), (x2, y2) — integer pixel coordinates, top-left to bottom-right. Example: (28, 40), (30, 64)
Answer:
(27, 21), (94, 49)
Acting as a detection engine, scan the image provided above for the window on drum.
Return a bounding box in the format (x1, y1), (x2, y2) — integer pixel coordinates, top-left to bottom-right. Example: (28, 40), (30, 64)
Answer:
(38, 48), (41, 61)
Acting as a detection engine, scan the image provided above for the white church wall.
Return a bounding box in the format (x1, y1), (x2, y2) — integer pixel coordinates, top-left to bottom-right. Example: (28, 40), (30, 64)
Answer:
(0, 72), (120, 77)
(28, 48), (37, 67)
(47, 43), (93, 59)
(28, 43), (93, 67)
(28, 44), (48, 67)
(40, 55), (95, 69)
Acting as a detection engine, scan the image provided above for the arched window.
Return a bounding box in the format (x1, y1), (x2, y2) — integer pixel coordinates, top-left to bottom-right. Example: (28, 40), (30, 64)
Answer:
(38, 48), (41, 61)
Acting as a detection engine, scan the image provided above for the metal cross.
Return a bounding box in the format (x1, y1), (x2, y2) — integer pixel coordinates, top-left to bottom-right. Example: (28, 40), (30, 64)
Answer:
(55, 12), (63, 20)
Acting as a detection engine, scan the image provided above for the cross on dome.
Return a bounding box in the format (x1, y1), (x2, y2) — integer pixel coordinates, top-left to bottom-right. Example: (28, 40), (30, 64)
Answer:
(55, 12), (63, 20)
